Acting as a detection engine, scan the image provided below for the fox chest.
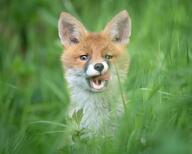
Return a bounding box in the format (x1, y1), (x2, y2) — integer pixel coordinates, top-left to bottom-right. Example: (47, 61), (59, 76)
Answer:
(69, 90), (115, 132)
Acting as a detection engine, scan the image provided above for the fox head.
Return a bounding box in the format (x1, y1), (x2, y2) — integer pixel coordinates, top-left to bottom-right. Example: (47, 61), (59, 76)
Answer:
(58, 10), (131, 92)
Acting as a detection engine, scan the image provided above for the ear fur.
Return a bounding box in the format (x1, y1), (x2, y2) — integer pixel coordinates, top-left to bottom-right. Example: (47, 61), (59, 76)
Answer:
(58, 12), (87, 47)
(104, 10), (131, 45)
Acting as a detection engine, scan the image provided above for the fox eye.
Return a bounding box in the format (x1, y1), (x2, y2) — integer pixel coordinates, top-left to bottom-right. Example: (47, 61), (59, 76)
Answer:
(105, 54), (113, 60)
(80, 55), (89, 61)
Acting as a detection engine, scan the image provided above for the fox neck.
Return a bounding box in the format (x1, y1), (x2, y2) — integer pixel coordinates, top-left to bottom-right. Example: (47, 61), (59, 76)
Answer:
(65, 68), (121, 132)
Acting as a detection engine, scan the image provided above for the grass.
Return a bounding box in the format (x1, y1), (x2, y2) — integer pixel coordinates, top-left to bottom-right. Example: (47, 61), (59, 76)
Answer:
(0, 0), (192, 153)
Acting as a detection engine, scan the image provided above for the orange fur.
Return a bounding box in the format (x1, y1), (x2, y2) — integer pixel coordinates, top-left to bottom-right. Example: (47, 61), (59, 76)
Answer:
(61, 32), (126, 69)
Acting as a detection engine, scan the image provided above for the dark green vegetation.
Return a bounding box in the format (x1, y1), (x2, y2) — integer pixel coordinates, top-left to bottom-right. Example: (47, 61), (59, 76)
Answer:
(0, 0), (192, 153)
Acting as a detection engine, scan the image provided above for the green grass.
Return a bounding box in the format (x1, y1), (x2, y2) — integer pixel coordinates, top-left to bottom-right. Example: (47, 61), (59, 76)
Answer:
(0, 0), (192, 153)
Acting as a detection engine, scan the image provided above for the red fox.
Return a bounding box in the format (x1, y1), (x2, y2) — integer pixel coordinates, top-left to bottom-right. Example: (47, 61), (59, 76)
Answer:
(58, 10), (131, 135)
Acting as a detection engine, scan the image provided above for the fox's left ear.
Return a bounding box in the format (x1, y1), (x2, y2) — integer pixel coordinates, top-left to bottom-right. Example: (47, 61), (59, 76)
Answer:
(104, 10), (131, 45)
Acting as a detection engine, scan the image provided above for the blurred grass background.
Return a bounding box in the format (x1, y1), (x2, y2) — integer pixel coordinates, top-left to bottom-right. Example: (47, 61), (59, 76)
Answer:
(0, 0), (192, 153)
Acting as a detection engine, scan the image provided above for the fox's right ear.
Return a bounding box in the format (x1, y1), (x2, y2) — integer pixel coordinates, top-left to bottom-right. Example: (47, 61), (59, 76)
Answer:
(58, 12), (87, 47)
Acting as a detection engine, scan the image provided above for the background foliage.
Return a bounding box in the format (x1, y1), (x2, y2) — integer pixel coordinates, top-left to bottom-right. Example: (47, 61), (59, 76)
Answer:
(0, 0), (192, 153)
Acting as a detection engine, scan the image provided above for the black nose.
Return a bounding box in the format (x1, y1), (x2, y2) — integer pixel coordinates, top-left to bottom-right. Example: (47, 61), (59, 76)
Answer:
(94, 63), (104, 72)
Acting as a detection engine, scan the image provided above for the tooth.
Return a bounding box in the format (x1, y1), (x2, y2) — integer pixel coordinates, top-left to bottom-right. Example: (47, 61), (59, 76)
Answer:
(96, 80), (98, 85)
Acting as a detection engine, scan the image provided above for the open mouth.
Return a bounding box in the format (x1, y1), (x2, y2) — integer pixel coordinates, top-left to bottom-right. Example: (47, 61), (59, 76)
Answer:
(87, 72), (110, 92)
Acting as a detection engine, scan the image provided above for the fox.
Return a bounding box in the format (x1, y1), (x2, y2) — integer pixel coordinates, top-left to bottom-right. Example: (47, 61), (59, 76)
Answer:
(58, 10), (131, 136)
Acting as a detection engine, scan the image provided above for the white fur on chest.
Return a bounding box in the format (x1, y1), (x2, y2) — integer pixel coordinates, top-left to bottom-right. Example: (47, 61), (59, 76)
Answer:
(69, 89), (112, 131)
(65, 68), (124, 133)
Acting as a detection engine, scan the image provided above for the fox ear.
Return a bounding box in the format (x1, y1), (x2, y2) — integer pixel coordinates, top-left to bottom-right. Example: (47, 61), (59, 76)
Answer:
(104, 10), (131, 45)
(58, 12), (87, 47)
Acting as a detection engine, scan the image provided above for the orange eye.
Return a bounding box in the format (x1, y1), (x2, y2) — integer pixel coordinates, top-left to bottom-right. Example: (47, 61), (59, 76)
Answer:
(80, 55), (89, 61)
(105, 54), (113, 60)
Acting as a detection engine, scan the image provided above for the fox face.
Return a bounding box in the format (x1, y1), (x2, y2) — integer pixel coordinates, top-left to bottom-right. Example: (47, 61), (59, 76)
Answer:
(58, 11), (131, 93)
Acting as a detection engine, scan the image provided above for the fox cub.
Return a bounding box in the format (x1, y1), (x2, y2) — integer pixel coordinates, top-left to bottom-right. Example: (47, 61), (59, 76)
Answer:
(58, 10), (131, 135)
